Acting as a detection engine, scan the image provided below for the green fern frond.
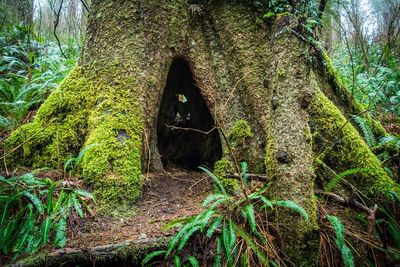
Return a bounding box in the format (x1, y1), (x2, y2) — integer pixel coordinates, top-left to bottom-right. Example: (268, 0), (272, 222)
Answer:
(141, 250), (166, 266)
(173, 255), (181, 267)
(23, 192), (44, 214)
(162, 216), (195, 231)
(353, 115), (376, 147)
(270, 200), (308, 220)
(248, 193), (273, 208)
(185, 256), (199, 267)
(41, 216), (52, 245)
(199, 166), (227, 195)
(177, 225), (201, 251)
(202, 194), (227, 208)
(206, 216), (222, 238)
(326, 215), (354, 267)
(165, 223), (193, 257)
(241, 162), (248, 188)
(325, 168), (372, 192)
(242, 204), (257, 233)
(53, 217), (67, 248)
(233, 223), (267, 265)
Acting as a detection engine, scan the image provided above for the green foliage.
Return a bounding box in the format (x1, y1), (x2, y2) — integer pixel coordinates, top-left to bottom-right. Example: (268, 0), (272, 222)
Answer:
(326, 215), (355, 267)
(0, 172), (94, 260)
(143, 163), (308, 266)
(375, 190), (400, 252)
(64, 144), (98, 177)
(353, 116), (376, 147)
(324, 168), (373, 192)
(0, 24), (78, 130)
(332, 45), (400, 118)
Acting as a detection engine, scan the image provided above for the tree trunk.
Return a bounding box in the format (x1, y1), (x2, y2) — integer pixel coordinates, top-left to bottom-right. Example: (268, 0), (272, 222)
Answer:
(2, 0), (33, 25)
(4, 0), (398, 264)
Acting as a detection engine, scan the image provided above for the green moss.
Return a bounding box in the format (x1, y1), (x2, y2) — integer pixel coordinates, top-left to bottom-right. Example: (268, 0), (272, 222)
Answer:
(213, 157), (240, 194)
(309, 89), (399, 194)
(320, 51), (387, 139)
(5, 64), (145, 213)
(227, 119), (253, 146)
(5, 67), (91, 168)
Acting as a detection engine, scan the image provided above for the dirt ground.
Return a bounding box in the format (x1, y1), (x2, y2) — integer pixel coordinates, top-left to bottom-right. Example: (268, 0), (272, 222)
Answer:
(64, 170), (212, 250)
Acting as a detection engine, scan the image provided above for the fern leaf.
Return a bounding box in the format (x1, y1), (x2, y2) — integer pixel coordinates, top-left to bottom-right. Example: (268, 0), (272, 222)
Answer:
(271, 200), (308, 220)
(165, 223), (193, 257)
(173, 255), (181, 267)
(216, 235), (225, 266)
(206, 216), (222, 238)
(202, 194), (226, 208)
(186, 256), (199, 267)
(41, 216), (52, 245)
(326, 215), (355, 267)
(222, 223), (231, 262)
(177, 225), (201, 251)
(250, 194), (273, 208)
(53, 217), (67, 248)
(233, 223), (267, 265)
(162, 216), (195, 231)
(241, 162), (248, 188)
(199, 166), (227, 195)
(199, 209), (216, 229)
(325, 168), (372, 192)
(242, 204), (257, 233)
(47, 181), (58, 213)
(75, 189), (95, 202)
(70, 193), (83, 218)
(341, 244), (355, 267)
(141, 250), (165, 266)
(23, 192), (44, 214)
(353, 115), (376, 147)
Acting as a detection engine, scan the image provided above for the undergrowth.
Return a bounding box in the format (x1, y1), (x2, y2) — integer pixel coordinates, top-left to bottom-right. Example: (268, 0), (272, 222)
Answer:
(0, 24), (78, 130)
(0, 172), (94, 262)
(142, 163), (308, 266)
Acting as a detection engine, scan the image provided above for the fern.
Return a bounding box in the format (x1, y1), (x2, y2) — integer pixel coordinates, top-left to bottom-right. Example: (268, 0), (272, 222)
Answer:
(242, 204), (257, 233)
(269, 200), (309, 220)
(185, 256), (199, 267)
(241, 161), (248, 187)
(325, 168), (372, 192)
(353, 115), (376, 147)
(53, 217), (67, 248)
(0, 172), (94, 258)
(173, 255), (181, 267)
(141, 250), (166, 266)
(326, 215), (355, 267)
(143, 164), (308, 266)
(199, 166), (227, 195)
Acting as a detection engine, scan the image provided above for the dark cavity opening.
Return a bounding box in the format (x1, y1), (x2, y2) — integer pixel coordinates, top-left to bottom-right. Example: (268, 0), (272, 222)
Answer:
(157, 58), (222, 170)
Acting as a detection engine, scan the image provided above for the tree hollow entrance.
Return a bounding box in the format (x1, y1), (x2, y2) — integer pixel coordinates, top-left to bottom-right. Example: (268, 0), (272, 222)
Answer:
(157, 58), (222, 170)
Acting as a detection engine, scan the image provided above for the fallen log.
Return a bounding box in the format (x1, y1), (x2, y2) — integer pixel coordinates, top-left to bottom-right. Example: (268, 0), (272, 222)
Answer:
(8, 237), (171, 267)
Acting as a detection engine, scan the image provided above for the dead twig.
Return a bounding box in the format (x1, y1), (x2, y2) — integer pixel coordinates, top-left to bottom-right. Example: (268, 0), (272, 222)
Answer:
(164, 124), (218, 135)
(316, 189), (378, 237)
(224, 173), (268, 181)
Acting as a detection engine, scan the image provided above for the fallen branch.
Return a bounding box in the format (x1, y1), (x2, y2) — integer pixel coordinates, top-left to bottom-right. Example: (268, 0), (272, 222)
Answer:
(316, 189), (378, 236)
(10, 237), (170, 267)
(224, 173), (268, 181)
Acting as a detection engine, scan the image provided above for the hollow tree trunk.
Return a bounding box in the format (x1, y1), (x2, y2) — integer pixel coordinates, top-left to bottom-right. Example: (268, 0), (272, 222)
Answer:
(4, 0), (398, 264)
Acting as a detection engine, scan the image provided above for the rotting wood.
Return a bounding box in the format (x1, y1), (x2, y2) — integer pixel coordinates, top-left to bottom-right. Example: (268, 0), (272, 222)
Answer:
(9, 237), (171, 267)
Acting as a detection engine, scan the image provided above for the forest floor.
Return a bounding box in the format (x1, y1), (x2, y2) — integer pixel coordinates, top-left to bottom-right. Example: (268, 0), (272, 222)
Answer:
(62, 169), (211, 250)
